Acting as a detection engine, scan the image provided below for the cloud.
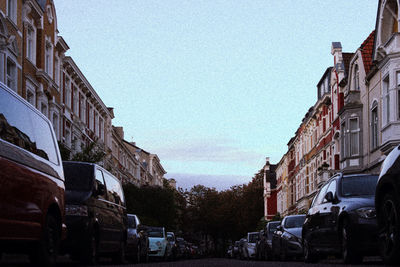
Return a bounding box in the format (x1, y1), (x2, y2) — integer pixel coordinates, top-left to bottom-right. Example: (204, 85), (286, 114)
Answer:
(155, 137), (264, 165)
(166, 172), (252, 191)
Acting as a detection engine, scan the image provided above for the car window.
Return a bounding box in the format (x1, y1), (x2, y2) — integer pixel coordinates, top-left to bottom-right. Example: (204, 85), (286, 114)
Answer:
(312, 182), (329, 207)
(103, 171), (125, 205)
(284, 215), (306, 228)
(322, 179), (337, 203)
(128, 215), (136, 228)
(341, 175), (379, 197)
(0, 88), (58, 164)
(148, 229), (164, 238)
(268, 222), (280, 233)
(95, 168), (107, 200)
(248, 233), (259, 243)
(64, 163), (93, 191)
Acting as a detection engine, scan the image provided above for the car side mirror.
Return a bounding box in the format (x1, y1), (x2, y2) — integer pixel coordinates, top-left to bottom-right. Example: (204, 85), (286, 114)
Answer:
(325, 191), (334, 203)
(95, 183), (105, 196)
(276, 225), (282, 231)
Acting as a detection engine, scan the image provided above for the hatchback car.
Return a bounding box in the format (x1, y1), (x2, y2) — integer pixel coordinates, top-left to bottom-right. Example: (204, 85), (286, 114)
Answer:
(272, 214), (305, 260)
(61, 162), (127, 264)
(375, 145), (400, 264)
(303, 173), (379, 263)
(0, 83), (66, 266)
(246, 232), (259, 259)
(261, 221), (280, 260)
(147, 227), (171, 259)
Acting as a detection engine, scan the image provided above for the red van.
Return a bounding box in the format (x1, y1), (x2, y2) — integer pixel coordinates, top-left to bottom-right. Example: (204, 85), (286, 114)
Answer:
(0, 83), (66, 266)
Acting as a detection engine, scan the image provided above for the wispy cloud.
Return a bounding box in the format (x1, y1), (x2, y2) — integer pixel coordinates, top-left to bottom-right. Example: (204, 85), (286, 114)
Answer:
(155, 137), (264, 165)
(166, 172), (251, 191)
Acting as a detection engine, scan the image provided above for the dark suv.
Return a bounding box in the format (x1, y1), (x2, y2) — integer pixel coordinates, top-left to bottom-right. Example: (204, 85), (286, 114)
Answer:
(61, 161), (127, 264)
(0, 83), (66, 266)
(302, 173), (379, 264)
(375, 145), (400, 264)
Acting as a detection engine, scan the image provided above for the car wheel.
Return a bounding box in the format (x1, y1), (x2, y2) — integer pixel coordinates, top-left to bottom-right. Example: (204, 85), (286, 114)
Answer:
(81, 231), (99, 265)
(341, 220), (362, 264)
(29, 214), (60, 267)
(303, 237), (317, 263)
(112, 240), (126, 264)
(380, 193), (400, 264)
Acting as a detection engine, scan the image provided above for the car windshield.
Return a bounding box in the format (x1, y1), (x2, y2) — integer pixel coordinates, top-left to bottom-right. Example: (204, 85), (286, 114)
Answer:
(284, 216), (305, 228)
(341, 175), (378, 197)
(248, 233), (259, 243)
(268, 222), (280, 233)
(127, 216), (136, 228)
(63, 163), (93, 191)
(148, 229), (164, 238)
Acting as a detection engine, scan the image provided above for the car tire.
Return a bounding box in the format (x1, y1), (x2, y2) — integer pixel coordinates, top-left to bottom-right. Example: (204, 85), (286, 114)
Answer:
(379, 193), (400, 264)
(29, 214), (60, 267)
(303, 237), (317, 263)
(341, 220), (362, 264)
(133, 244), (141, 263)
(112, 240), (126, 264)
(81, 230), (99, 265)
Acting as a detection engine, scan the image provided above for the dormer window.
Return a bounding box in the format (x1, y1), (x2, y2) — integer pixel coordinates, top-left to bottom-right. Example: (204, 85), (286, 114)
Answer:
(353, 64), (360, 90)
(380, 0), (398, 45)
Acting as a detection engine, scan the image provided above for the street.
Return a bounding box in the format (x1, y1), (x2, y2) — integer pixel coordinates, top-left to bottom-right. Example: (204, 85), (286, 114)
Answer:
(0, 255), (384, 267)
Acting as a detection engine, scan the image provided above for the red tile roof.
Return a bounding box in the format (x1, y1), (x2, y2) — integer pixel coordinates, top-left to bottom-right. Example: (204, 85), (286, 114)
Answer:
(360, 30), (375, 75)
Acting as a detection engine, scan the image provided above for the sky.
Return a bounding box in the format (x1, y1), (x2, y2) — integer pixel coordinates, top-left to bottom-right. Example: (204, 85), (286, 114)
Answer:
(53, 0), (379, 190)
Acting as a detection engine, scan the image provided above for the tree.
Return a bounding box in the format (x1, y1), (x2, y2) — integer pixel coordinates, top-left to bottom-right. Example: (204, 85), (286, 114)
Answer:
(71, 141), (106, 163)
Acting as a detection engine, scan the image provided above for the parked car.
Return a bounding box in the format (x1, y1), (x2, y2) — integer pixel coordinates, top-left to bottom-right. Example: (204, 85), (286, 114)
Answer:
(61, 162), (127, 264)
(238, 237), (248, 259)
(0, 83), (66, 266)
(232, 240), (240, 259)
(246, 232), (259, 259)
(226, 245), (233, 258)
(126, 214), (148, 263)
(256, 221), (280, 260)
(303, 173), (379, 264)
(376, 145), (400, 264)
(147, 226), (171, 259)
(272, 214), (305, 261)
(176, 237), (187, 259)
(167, 232), (177, 259)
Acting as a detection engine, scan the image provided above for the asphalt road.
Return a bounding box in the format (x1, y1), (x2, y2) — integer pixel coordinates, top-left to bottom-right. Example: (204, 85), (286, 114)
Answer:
(0, 255), (384, 267)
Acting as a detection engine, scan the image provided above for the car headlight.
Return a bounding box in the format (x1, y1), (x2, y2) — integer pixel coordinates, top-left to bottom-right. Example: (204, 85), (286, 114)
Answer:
(356, 207), (376, 218)
(65, 205), (88, 216)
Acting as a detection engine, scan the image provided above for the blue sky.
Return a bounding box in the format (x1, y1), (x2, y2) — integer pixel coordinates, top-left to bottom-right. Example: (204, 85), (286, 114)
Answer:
(54, 0), (378, 190)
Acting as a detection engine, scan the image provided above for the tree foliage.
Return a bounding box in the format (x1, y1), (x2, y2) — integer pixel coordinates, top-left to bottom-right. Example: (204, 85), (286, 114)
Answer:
(71, 141), (106, 163)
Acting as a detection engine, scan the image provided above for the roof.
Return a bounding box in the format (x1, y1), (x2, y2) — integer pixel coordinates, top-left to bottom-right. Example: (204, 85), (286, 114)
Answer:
(342, 52), (354, 78)
(37, 0), (46, 11)
(360, 30), (375, 75)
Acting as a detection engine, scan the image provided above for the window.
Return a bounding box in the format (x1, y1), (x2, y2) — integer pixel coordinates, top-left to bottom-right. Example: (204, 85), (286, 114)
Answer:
(52, 113), (59, 140)
(349, 118), (359, 156)
(26, 26), (36, 63)
(41, 102), (47, 117)
(26, 89), (35, 107)
(65, 78), (71, 108)
(45, 42), (53, 76)
(73, 89), (79, 115)
(341, 121), (346, 158)
(371, 102), (379, 150)
(95, 169), (107, 200)
(6, 59), (16, 92)
(7, 0), (17, 23)
(383, 76), (390, 124)
(311, 182), (329, 207)
(80, 94), (86, 122)
(99, 117), (104, 141)
(354, 64), (359, 90)
(54, 56), (60, 87)
(89, 105), (94, 131)
(0, 88), (59, 164)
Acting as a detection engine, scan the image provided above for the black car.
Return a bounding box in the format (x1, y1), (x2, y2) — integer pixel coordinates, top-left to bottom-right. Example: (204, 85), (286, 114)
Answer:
(126, 214), (148, 263)
(375, 145), (400, 264)
(302, 173), (379, 264)
(272, 215), (305, 261)
(261, 221), (280, 260)
(61, 162), (127, 264)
